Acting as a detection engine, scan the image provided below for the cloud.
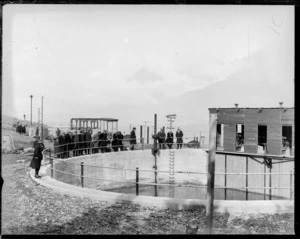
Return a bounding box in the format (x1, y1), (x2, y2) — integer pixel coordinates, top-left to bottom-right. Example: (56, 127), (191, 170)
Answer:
(127, 68), (164, 84)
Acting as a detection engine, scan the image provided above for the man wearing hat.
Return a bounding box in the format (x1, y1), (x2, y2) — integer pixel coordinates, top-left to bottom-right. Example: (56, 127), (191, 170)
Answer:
(30, 138), (45, 178)
(176, 127), (184, 149)
(32, 136), (41, 149)
(130, 127), (137, 150)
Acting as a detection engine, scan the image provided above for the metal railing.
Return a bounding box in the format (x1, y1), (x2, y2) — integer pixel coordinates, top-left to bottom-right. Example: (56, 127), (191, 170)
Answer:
(42, 148), (294, 200)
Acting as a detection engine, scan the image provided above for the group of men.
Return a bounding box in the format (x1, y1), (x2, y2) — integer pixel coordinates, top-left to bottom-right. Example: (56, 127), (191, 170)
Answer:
(54, 128), (125, 158)
(157, 127), (184, 150)
(16, 122), (27, 135)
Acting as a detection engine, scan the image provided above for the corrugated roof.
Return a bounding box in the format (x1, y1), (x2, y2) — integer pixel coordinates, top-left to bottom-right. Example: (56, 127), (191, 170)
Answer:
(208, 107), (294, 110)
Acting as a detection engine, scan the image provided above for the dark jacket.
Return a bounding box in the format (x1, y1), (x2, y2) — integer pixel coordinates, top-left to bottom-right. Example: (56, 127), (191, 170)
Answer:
(130, 130), (136, 145)
(85, 132), (92, 147)
(158, 131), (166, 143)
(118, 132), (124, 146)
(99, 132), (108, 147)
(73, 134), (80, 149)
(176, 130), (183, 143)
(30, 142), (45, 169)
(166, 132), (174, 143)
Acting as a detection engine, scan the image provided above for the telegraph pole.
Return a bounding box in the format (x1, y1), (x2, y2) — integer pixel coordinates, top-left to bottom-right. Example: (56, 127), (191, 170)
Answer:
(30, 95), (33, 126)
(38, 108), (40, 136)
(142, 121), (151, 143)
(41, 96), (44, 141)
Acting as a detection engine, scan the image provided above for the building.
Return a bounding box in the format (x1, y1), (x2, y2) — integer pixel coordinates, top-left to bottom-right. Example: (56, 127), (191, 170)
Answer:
(209, 105), (294, 156)
(70, 118), (119, 133)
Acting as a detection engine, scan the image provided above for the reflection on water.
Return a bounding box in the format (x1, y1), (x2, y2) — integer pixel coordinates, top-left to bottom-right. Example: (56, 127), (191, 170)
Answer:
(104, 185), (287, 201)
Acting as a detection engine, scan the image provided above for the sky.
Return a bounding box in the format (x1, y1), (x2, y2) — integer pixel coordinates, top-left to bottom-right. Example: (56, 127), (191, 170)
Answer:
(2, 5), (294, 138)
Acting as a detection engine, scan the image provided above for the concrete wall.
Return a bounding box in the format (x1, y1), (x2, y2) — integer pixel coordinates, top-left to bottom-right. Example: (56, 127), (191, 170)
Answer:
(51, 149), (208, 192)
(49, 149), (293, 200)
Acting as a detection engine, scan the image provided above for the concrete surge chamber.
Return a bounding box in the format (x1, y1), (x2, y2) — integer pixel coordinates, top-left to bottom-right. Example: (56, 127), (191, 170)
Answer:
(46, 148), (294, 201)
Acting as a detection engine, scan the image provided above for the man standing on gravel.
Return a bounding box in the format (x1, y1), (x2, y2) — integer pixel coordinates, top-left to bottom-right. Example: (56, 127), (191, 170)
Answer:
(30, 139), (45, 178)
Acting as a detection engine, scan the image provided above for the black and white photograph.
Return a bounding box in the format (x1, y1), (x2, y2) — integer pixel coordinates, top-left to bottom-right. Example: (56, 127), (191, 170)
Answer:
(1, 3), (295, 235)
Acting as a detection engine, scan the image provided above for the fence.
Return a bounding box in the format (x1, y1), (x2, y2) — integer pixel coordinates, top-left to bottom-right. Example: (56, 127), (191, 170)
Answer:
(42, 147), (294, 201)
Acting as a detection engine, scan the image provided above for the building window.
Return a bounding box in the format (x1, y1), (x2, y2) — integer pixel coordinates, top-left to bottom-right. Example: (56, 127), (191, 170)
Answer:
(216, 124), (224, 150)
(282, 125), (292, 156)
(236, 124), (244, 152)
(258, 125), (267, 154)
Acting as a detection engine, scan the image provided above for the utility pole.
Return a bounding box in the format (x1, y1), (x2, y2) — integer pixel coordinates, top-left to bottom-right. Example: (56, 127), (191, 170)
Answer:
(38, 108), (40, 136)
(206, 113), (217, 234)
(30, 95), (33, 126)
(142, 121), (151, 143)
(41, 96), (44, 141)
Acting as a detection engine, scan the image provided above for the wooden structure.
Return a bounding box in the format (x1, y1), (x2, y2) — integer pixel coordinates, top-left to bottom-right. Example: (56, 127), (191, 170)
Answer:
(70, 118), (118, 132)
(209, 107), (294, 155)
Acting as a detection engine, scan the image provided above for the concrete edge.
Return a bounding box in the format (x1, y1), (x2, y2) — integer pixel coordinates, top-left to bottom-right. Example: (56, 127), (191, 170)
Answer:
(30, 166), (294, 215)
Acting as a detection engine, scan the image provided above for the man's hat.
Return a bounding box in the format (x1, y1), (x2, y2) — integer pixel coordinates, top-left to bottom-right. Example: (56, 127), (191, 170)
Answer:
(133, 127), (136, 130)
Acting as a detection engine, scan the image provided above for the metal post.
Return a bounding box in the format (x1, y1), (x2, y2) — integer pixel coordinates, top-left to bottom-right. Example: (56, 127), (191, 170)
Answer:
(140, 125), (143, 143)
(246, 156), (248, 200)
(142, 138), (144, 150)
(50, 157), (53, 178)
(206, 113), (217, 234)
(147, 126), (149, 144)
(224, 154), (227, 200)
(264, 162), (266, 200)
(136, 167), (139, 196)
(290, 171), (293, 200)
(154, 113), (158, 197)
(269, 167), (272, 200)
(81, 162), (84, 188)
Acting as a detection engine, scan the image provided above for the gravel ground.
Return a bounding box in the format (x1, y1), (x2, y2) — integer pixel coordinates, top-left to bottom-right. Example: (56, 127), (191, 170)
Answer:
(1, 153), (295, 235)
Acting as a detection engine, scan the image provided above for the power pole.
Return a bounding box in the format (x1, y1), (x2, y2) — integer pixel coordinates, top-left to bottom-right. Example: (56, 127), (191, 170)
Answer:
(38, 108), (40, 136)
(142, 121), (151, 142)
(41, 96), (44, 141)
(30, 95), (33, 126)
(206, 113), (217, 234)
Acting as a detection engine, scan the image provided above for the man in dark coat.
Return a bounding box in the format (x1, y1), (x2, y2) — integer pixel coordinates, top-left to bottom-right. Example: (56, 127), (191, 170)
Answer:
(85, 130), (92, 154)
(22, 124), (26, 135)
(130, 127), (137, 150)
(92, 131), (100, 153)
(59, 133), (66, 158)
(78, 131), (85, 155)
(166, 130), (174, 149)
(112, 132), (119, 152)
(32, 136), (41, 149)
(99, 130), (108, 153)
(30, 139), (45, 178)
(64, 131), (72, 158)
(176, 127), (184, 149)
(73, 131), (80, 156)
(118, 131), (124, 151)
(158, 128), (166, 149)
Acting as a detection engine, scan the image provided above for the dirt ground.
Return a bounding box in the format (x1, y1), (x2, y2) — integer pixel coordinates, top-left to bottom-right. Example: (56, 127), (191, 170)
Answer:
(1, 152), (295, 235)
